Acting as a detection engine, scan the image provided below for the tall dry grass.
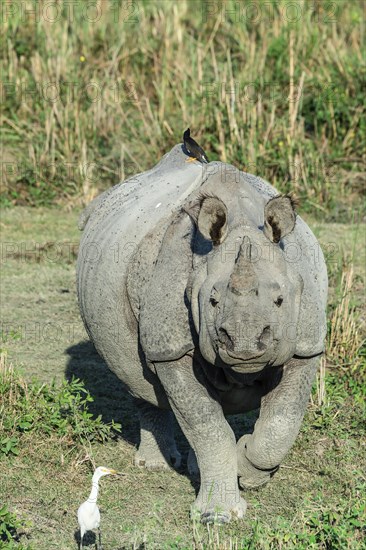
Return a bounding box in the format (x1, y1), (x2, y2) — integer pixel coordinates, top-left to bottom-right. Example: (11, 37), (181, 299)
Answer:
(327, 266), (364, 372)
(1, 0), (365, 215)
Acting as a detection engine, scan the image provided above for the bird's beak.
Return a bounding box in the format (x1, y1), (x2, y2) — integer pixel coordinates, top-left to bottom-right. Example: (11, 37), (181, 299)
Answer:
(108, 469), (118, 475)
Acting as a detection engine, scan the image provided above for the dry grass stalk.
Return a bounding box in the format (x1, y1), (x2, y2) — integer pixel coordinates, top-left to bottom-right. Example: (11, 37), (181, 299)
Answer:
(315, 356), (327, 407)
(289, 30), (295, 140)
(0, 352), (30, 410)
(327, 266), (363, 371)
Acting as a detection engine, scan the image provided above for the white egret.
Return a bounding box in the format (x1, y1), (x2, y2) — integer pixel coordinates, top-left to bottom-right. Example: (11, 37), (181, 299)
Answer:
(77, 466), (118, 550)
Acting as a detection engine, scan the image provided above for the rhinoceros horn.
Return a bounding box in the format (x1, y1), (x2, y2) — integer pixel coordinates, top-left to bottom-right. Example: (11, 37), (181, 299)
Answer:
(229, 238), (257, 294)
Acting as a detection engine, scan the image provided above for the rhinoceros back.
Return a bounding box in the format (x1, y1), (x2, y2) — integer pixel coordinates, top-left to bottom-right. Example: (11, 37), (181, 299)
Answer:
(76, 145), (204, 385)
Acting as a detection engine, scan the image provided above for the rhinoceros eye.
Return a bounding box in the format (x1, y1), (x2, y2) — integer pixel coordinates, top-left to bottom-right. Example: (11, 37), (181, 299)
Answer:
(210, 288), (220, 306)
(275, 296), (283, 307)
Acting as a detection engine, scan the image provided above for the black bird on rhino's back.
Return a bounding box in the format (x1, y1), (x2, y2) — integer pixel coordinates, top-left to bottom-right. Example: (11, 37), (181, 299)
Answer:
(183, 128), (209, 164)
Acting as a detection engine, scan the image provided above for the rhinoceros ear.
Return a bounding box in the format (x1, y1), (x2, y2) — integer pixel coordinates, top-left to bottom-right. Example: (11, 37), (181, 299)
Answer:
(263, 194), (297, 243)
(185, 194), (228, 245)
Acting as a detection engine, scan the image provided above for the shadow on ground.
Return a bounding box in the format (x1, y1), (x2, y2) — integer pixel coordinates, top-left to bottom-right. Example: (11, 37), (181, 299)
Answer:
(65, 340), (139, 446)
(64, 339), (258, 475)
(74, 528), (95, 549)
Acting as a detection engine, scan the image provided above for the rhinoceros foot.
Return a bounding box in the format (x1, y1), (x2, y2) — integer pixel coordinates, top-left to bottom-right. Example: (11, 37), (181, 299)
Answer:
(190, 493), (247, 524)
(237, 434), (278, 489)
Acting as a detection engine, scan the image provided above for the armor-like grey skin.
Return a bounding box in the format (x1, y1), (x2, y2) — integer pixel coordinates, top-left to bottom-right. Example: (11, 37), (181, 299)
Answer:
(77, 145), (327, 523)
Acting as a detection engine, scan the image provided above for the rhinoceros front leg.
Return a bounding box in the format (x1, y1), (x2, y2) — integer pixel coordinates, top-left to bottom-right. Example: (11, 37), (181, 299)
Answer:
(134, 400), (181, 470)
(238, 356), (319, 489)
(155, 356), (247, 524)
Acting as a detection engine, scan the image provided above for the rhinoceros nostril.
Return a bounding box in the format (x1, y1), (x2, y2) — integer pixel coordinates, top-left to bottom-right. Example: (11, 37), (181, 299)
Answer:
(274, 295), (283, 307)
(258, 326), (271, 350)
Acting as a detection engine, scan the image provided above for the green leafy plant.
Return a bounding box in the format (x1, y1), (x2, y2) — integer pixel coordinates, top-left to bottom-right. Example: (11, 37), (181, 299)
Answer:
(0, 436), (19, 457)
(0, 505), (31, 549)
(0, 354), (121, 458)
(303, 491), (366, 549)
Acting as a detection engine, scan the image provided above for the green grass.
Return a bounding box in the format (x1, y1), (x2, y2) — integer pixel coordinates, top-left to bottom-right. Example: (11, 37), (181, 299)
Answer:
(1, 0), (365, 220)
(0, 355), (364, 549)
(0, 207), (365, 548)
(1, 1), (365, 547)
(0, 356), (121, 456)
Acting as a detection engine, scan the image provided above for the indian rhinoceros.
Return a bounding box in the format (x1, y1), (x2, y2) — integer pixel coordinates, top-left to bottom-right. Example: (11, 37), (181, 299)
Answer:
(76, 144), (327, 523)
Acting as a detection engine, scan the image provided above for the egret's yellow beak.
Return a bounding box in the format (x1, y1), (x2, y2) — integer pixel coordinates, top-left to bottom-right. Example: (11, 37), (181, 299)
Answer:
(108, 469), (118, 475)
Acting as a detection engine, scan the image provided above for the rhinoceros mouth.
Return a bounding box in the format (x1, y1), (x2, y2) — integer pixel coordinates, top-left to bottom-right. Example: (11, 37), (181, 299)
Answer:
(226, 363), (266, 374)
(217, 346), (267, 365)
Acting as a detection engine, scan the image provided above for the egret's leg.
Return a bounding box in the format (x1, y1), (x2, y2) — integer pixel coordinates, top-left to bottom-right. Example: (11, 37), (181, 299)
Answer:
(185, 157), (197, 163)
(97, 526), (102, 550)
